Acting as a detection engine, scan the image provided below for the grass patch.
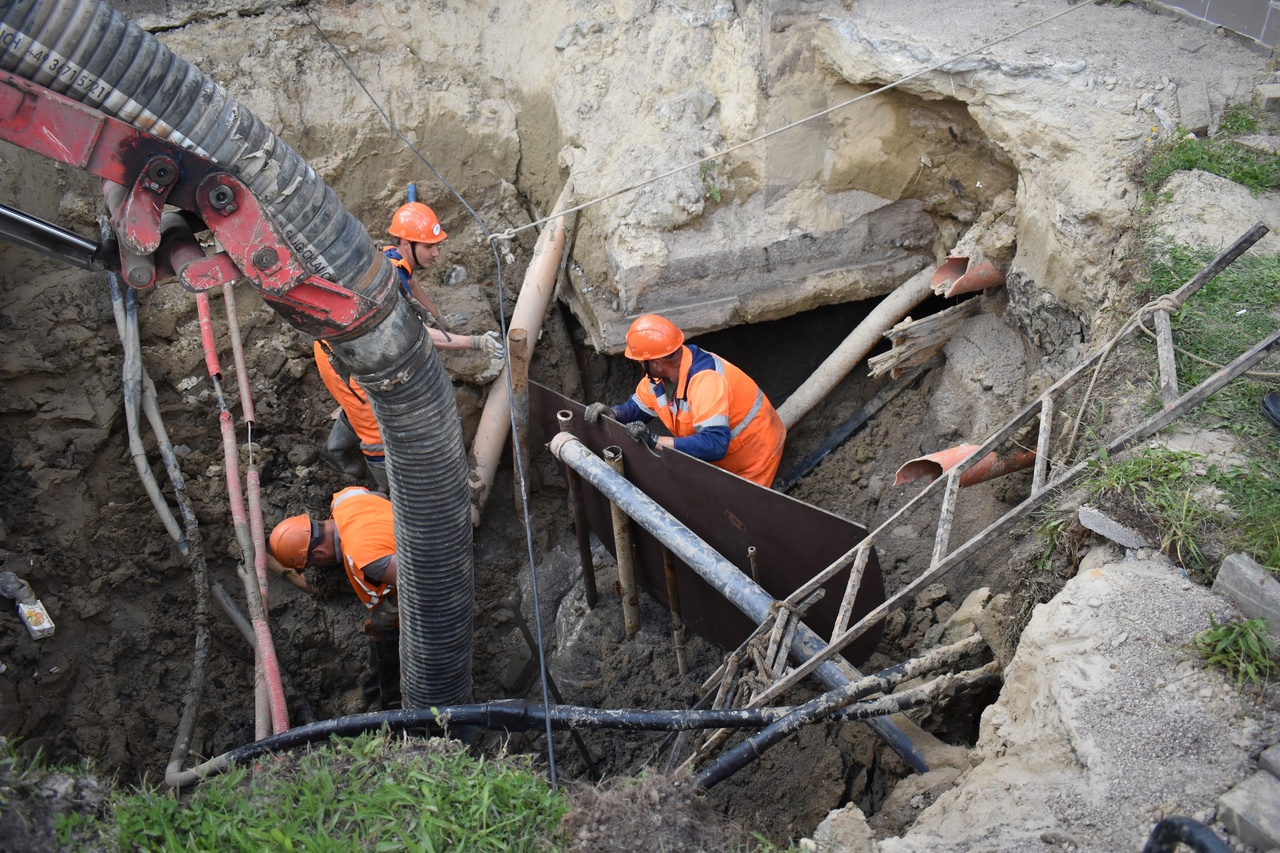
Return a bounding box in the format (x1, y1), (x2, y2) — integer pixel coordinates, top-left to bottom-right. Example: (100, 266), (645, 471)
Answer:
(1135, 239), (1280, 436)
(1193, 613), (1277, 689)
(105, 732), (569, 852)
(1087, 446), (1223, 578)
(1142, 103), (1280, 191)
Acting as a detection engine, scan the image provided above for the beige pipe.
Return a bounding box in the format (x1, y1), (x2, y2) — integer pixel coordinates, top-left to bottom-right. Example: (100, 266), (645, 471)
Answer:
(605, 446), (642, 640)
(468, 180), (574, 524)
(777, 267), (934, 429)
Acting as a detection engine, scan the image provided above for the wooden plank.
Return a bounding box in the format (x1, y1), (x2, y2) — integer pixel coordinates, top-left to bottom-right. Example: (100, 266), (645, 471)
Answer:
(1155, 309), (1179, 408)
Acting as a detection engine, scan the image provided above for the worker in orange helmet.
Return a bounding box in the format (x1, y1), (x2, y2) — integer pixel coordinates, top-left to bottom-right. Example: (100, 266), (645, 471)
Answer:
(318, 202), (503, 489)
(266, 486), (402, 709)
(583, 314), (787, 488)
(385, 200), (463, 333)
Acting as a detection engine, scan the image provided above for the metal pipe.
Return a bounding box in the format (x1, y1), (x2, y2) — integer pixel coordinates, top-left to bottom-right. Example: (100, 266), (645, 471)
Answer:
(604, 446), (641, 639)
(747, 545), (760, 583)
(549, 432), (927, 772)
(662, 548), (688, 676)
(557, 410), (597, 608)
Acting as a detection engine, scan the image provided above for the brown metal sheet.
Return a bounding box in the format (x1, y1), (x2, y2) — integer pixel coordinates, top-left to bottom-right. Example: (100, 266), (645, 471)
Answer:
(531, 381), (885, 665)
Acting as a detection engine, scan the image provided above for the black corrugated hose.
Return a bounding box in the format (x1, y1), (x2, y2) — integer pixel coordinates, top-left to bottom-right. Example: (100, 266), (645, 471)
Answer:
(0, 0), (475, 708)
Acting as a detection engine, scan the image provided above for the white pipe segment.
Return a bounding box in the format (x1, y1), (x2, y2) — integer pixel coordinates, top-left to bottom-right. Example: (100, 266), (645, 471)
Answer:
(776, 267), (934, 429)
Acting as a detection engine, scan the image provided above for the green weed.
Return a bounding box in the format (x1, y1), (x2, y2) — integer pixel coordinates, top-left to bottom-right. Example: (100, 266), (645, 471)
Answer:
(1193, 613), (1276, 689)
(1087, 445), (1221, 577)
(1142, 103), (1280, 191)
(699, 159), (722, 203)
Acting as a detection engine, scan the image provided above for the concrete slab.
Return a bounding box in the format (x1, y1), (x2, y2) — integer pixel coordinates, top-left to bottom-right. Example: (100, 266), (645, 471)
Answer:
(1254, 83), (1280, 111)
(1260, 743), (1280, 778)
(1218, 771), (1280, 851)
(1212, 553), (1280, 638)
(1078, 505), (1150, 549)
(1177, 81), (1213, 135)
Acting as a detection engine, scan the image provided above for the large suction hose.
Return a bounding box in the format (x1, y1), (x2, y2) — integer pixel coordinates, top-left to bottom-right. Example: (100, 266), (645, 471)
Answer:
(0, 0), (475, 708)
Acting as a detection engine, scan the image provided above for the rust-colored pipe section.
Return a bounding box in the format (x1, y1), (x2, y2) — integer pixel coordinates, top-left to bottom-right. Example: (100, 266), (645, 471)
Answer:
(930, 256), (1006, 299)
(895, 443), (1036, 488)
(469, 181), (574, 524)
(604, 445), (642, 640)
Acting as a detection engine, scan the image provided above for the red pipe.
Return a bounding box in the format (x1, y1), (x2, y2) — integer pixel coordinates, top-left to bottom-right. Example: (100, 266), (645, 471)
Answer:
(895, 443), (1036, 488)
(930, 257), (1006, 299)
(195, 293), (222, 381)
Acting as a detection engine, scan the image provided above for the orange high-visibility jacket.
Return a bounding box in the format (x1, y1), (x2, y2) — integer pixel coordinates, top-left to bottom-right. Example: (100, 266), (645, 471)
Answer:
(314, 341), (383, 458)
(330, 486), (396, 608)
(628, 344), (786, 487)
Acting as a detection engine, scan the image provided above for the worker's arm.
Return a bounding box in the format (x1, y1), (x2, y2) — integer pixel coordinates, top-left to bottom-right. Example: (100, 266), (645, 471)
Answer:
(612, 396), (655, 425)
(363, 554), (398, 588)
(405, 277), (444, 324)
(265, 553), (317, 594)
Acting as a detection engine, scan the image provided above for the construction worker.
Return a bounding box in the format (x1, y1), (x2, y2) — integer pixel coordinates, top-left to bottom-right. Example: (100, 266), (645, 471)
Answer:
(266, 485), (402, 709)
(584, 314), (787, 488)
(318, 201), (503, 488)
(385, 200), (464, 332)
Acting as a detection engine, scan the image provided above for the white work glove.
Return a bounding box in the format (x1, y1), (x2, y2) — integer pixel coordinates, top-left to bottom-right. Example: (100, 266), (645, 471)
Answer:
(471, 330), (505, 359)
(583, 402), (612, 424)
(440, 311), (468, 332)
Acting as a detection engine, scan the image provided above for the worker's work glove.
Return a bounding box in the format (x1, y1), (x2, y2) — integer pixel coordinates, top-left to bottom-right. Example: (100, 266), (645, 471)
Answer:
(583, 402), (613, 424)
(440, 311), (468, 332)
(471, 330), (505, 358)
(624, 420), (658, 449)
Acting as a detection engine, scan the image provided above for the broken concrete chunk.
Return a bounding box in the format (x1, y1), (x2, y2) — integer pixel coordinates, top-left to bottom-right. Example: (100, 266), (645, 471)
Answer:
(1176, 82), (1212, 135)
(916, 583), (949, 609)
(1260, 744), (1280, 778)
(1217, 771), (1280, 851)
(1254, 83), (1280, 112)
(1211, 553), (1280, 639)
(1232, 135), (1280, 155)
(1077, 505), (1150, 549)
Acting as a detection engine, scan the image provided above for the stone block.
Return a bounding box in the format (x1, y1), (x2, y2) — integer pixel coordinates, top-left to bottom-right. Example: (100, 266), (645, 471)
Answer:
(1177, 82), (1212, 135)
(1212, 553), (1280, 638)
(1078, 505), (1150, 549)
(1260, 743), (1280, 779)
(1254, 84), (1280, 112)
(1218, 771), (1280, 851)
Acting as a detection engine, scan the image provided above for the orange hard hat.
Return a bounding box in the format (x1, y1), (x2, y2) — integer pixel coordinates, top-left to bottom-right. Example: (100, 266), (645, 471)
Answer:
(389, 202), (447, 244)
(269, 513), (314, 570)
(624, 314), (684, 360)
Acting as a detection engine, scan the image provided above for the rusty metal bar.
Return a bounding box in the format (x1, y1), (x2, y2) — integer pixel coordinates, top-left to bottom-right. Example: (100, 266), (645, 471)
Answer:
(1154, 309), (1179, 408)
(603, 446), (641, 639)
(747, 545), (760, 583)
(557, 410), (598, 608)
(662, 547), (688, 676)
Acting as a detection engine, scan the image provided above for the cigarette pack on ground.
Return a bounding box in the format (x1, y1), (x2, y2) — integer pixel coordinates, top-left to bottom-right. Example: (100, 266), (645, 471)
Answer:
(17, 600), (55, 640)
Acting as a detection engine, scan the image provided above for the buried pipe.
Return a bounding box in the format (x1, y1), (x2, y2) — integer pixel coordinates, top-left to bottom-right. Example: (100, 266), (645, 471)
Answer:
(469, 181), (575, 524)
(2, 0), (476, 712)
(548, 432), (928, 773)
(930, 256), (1006, 299)
(777, 267), (934, 429)
(895, 443), (1037, 488)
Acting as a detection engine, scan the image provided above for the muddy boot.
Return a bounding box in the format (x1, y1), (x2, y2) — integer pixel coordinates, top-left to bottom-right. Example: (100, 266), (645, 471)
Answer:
(365, 455), (390, 494)
(322, 413), (367, 478)
(374, 628), (401, 711)
(362, 640), (380, 700)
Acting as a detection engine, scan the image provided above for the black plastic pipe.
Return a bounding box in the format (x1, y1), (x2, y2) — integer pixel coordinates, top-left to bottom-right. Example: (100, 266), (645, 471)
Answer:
(0, 0), (475, 708)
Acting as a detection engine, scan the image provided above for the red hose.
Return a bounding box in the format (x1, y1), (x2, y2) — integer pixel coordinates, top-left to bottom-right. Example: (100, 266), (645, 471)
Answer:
(195, 293), (222, 380)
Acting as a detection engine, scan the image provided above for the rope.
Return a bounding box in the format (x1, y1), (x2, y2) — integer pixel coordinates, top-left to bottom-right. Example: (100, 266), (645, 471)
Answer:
(1135, 317), (1280, 380)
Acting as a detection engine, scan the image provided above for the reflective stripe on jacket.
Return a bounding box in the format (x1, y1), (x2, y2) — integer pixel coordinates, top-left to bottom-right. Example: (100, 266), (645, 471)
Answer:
(314, 341), (384, 457)
(330, 486), (396, 608)
(628, 344), (786, 487)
